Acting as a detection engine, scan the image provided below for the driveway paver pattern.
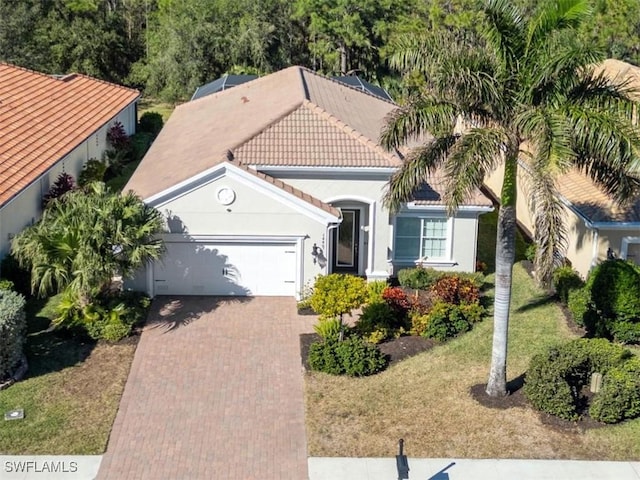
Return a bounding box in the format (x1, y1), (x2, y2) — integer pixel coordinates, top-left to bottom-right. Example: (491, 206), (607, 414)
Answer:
(98, 296), (313, 480)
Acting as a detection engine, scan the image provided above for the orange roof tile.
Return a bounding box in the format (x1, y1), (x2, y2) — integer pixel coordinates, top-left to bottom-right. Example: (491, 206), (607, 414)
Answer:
(0, 63), (139, 207)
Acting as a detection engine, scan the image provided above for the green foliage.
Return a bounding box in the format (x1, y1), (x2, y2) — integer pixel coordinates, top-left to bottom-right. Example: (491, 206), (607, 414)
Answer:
(0, 254), (31, 298)
(590, 357), (640, 424)
(0, 289), (27, 379)
(366, 280), (388, 305)
(309, 274), (367, 320)
(138, 112), (164, 138)
(0, 279), (15, 291)
(11, 182), (164, 301)
(308, 336), (387, 376)
(525, 243), (537, 263)
(313, 318), (343, 341)
(524, 338), (632, 420)
(78, 159), (108, 187)
(397, 267), (443, 290)
(355, 302), (398, 343)
(54, 289), (150, 342)
(567, 287), (596, 330)
(430, 275), (480, 304)
(129, 132), (155, 163)
(609, 320), (640, 345)
(587, 260), (640, 321)
(421, 301), (484, 342)
(552, 266), (584, 304)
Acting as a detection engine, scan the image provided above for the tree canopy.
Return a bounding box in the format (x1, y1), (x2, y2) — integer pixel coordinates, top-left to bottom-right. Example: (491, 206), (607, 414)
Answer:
(1, 0), (637, 102)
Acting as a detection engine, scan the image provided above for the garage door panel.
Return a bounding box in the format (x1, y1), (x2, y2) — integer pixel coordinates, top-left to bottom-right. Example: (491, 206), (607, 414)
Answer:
(154, 242), (297, 296)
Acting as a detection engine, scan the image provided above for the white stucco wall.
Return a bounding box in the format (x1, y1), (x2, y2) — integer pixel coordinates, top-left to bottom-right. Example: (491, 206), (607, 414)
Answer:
(0, 103), (137, 260)
(280, 174), (392, 278)
(134, 173), (331, 296)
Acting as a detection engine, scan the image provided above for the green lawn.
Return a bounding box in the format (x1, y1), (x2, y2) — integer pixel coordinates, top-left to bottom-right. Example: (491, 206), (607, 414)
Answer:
(138, 97), (176, 123)
(304, 264), (640, 459)
(0, 296), (137, 454)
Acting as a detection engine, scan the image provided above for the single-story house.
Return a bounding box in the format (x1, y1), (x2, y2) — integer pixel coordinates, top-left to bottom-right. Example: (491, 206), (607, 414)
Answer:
(484, 59), (640, 279)
(0, 63), (140, 259)
(124, 66), (492, 299)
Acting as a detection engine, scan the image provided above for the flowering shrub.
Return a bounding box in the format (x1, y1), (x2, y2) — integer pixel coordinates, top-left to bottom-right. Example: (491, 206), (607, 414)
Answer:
(430, 276), (480, 304)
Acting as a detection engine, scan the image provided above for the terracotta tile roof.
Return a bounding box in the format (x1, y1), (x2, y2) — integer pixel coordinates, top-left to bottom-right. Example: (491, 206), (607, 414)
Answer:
(126, 66), (487, 211)
(0, 63), (139, 207)
(233, 101), (401, 168)
(230, 160), (340, 218)
(561, 60), (640, 222)
(557, 168), (640, 223)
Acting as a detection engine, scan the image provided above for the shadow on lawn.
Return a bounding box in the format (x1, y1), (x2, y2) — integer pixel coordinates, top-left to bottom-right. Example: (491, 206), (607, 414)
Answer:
(515, 293), (555, 313)
(19, 297), (96, 380)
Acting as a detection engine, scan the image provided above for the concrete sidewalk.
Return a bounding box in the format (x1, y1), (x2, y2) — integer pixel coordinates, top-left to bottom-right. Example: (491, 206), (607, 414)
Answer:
(309, 457), (640, 480)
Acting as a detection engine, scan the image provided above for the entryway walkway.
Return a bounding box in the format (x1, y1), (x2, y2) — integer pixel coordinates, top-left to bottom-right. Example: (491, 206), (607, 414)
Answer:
(97, 296), (312, 480)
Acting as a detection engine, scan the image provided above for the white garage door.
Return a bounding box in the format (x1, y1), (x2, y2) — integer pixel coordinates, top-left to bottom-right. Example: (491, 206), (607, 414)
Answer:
(153, 242), (297, 296)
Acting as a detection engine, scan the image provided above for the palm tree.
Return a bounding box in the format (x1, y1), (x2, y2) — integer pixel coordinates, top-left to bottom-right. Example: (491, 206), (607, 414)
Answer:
(381, 0), (640, 396)
(12, 182), (164, 305)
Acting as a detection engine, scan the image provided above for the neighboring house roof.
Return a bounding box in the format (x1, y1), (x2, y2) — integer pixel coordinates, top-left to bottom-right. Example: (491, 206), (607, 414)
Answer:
(190, 73), (392, 102)
(556, 59), (640, 224)
(411, 175), (493, 208)
(0, 63), (139, 208)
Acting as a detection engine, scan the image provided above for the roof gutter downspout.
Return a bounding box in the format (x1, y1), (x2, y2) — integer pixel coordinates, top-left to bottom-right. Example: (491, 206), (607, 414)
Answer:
(591, 228), (599, 269)
(325, 211), (343, 274)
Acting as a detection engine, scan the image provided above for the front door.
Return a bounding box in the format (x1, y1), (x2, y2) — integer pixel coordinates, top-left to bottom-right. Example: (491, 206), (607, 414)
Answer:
(332, 209), (360, 274)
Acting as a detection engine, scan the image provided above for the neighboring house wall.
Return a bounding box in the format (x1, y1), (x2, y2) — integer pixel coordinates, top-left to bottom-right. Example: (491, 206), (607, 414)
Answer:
(484, 164), (640, 280)
(0, 104), (136, 258)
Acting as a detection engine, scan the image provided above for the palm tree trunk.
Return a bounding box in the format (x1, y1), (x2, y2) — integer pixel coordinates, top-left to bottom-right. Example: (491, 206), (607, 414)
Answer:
(486, 155), (518, 397)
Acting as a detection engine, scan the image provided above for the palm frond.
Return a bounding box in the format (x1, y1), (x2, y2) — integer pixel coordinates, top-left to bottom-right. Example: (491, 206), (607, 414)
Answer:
(380, 97), (457, 150)
(567, 105), (640, 203)
(521, 162), (568, 287)
(481, 0), (525, 70)
(442, 127), (506, 214)
(566, 71), (639, 121)
(384, 135), (458, 212)
(526, 0), (591, 54)
(515, 107), (575, 172)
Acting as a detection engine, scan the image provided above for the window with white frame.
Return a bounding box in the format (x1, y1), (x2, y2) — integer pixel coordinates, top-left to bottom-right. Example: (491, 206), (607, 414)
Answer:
(395, 216), (449, 260)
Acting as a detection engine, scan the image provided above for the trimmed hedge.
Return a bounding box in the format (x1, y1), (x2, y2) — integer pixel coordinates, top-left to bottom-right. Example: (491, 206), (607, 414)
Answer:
(590, 357), (640, 423)
(308, 336), (387, 376)
(587, 259), (640, 321)
(398, 267), (443, 290)
(0, 289), (27, 379)
(524, 338), (632, 421)
(552, 266), (584, 304)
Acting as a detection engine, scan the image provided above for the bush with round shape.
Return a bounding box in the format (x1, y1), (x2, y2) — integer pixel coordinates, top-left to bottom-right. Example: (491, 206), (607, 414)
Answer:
(382, 286), (411, 316)
(366, 280), (388, 305)
(587, 259), (640, 321)
(0, 289), (27, 380)
(138, 111), (164, 137)
(309, 274), (367, 321)
(421, 301), (484, 342)
(430, 276), (480, 304)
(567, 287), (596, 330)
(397, 267), (443, 290)
(524, 338), (632, 420)
(589, 357), (640, 424)
(308, 336), (387, 376)
(552, 266), (584, 304)
(355, 302), (397, 342)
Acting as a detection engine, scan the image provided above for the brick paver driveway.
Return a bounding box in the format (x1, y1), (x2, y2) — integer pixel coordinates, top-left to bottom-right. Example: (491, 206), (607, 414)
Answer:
(98, 296), (313, 480)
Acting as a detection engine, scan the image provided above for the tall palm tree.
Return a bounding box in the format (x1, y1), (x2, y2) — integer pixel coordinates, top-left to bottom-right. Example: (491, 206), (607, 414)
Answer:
(381, 0), (640, 396)
(12, 182), (164, 304)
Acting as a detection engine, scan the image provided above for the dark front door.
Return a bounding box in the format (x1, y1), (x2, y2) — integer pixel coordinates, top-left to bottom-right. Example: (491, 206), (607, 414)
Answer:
(332, 209), (360, 274)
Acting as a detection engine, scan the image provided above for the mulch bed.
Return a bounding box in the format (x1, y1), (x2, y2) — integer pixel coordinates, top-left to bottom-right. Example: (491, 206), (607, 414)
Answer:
(300, 333), (436, 371)
(469, 382), (606, 432)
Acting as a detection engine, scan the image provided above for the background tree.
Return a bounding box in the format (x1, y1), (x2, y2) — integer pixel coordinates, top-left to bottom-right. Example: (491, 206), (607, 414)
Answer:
(381, 0), (640, 396)
(12, 183), (164, 305)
